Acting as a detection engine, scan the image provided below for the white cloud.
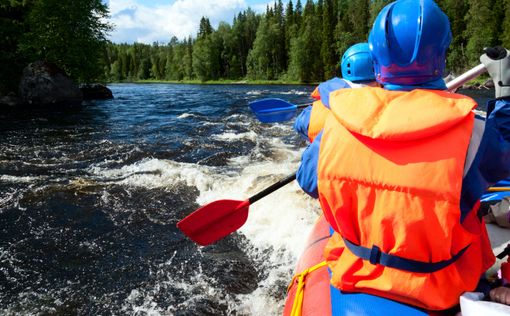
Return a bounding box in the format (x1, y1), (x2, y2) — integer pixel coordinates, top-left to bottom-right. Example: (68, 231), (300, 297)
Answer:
(107, 0), (248, 44)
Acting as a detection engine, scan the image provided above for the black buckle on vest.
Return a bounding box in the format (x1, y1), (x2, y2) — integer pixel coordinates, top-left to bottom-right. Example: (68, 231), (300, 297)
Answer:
(369, 245), (382, 265)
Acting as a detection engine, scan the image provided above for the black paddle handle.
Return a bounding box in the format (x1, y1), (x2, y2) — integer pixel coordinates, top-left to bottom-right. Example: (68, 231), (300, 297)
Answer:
(248, 172), (297, 204)
(297, 103), (312, 109)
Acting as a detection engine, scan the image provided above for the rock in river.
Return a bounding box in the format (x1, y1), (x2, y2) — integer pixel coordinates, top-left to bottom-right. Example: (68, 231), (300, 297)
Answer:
(19, 61), (83, 107)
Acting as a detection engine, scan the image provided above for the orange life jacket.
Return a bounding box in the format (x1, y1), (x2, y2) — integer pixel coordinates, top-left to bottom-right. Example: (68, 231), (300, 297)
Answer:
(311, 86), (321, 100)
(308, 101), (330, 142)
(317, 87), (496, 310)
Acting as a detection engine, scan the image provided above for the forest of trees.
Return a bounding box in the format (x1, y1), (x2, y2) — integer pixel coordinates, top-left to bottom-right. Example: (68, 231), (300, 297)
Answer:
(2, 0), (510, 92)
(103, 0), (510, 84)
(0, 0), (110, 94)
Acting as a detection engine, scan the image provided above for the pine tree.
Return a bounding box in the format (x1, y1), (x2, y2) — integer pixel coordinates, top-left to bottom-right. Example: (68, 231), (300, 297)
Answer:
(321, 0), (337, 78)
(295, 0), (303, 27)
(465, 0), (500, 65)
(285, 0), (296, 67)
(502, 0), (510, 48)
(198, 17), (213, 40)
(348, 0), (370, 42)
(335, 0), (355, 60)
(437, 0), (469, 73)
(288, 0), (321, 82)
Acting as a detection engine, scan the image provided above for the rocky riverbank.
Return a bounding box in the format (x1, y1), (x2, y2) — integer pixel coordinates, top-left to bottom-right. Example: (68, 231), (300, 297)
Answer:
(462, 78), (495, 91)
(0, 61), (113, 109)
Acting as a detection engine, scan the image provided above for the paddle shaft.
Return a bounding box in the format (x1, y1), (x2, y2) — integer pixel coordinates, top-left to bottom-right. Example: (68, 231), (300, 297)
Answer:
(248, 173), (297, 204)
(487, 187), (510, 192)
(445, 64), (486, 91)
(296, 103), (312, 109)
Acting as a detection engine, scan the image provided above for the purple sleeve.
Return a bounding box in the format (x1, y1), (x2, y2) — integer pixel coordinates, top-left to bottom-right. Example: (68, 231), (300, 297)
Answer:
(297, 131), (321, 198)
(293, 105), (313, 141)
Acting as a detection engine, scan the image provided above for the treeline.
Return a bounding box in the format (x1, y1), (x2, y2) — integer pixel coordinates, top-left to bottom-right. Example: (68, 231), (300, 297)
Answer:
(1, 0), (110, 93)
(3, 0), (509, 90)
(103, 0), (510, 83)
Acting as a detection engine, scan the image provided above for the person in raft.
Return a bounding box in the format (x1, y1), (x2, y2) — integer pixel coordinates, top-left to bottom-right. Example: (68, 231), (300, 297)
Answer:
(296, 0), (510, 311)
(294, 43), (378, 143)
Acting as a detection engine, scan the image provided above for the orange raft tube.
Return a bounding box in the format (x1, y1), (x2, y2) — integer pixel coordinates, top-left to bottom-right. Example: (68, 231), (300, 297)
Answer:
(283, 216), (455, 316)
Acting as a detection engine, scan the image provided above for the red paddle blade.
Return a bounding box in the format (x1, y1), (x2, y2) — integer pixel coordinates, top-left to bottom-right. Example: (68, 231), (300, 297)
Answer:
(177, 199), (250, 246)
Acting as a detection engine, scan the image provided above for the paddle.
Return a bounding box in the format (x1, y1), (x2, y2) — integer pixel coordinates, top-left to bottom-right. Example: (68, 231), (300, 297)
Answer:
(178, 64), (488, 246)
(248, 98), (311, 123)
(248, 64), (487, 124)
(177, 173), (296, 246)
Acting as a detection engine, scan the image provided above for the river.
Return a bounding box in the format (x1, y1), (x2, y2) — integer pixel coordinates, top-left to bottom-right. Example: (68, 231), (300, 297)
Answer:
(0, 84), (493, 315)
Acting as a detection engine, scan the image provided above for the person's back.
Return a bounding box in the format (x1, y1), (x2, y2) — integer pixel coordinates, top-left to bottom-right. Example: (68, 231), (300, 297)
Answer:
(297, 0), (510, 310)
(294, 43), (376, 143)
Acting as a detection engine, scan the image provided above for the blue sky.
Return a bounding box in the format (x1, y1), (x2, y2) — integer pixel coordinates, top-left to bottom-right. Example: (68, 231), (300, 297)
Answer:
(105, 0), (279, 44)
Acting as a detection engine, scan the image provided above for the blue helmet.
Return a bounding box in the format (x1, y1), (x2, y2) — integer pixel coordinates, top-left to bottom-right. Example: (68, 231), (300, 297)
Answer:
(341, 43), (375, 82)
(368, 0), (452, 85)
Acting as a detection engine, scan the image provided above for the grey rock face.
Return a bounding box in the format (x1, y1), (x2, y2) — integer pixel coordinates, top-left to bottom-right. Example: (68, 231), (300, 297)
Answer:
(19, 61), (83, 107)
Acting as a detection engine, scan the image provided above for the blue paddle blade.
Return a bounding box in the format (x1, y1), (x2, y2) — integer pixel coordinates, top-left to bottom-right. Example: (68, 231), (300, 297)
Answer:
(248, 98), (298, 123)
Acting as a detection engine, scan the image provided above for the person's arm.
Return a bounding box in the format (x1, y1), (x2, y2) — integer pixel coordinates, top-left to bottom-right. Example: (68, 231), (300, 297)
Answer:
(293, 105), (312, 141)
(296, 131), (322, 198)
(460, 47), (510, 218)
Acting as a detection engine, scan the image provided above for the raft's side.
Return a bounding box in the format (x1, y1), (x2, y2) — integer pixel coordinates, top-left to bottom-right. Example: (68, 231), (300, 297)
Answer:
(283, 215), (332, 316)
(282, 216), (432, 316)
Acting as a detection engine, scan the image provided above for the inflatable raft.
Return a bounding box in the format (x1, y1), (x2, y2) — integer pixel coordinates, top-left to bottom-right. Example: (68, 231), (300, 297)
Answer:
(283, 215), (439, 316)
(283, 207), (510, 316)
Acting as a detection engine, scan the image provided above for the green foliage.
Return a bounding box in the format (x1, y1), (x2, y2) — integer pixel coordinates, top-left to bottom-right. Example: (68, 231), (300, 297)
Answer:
(198, 17), (213, 40)
(287, 0), (322, 82)
(465, 0), (498, 65)
(369, 0), (392, 26)
(437, 0), (469, 73)
(18, 0), (111, 83)
(501, 0), (510, 48)
(0, 0), (31, 93)
(99, 0), (509, 84)
(321, 0), (338, 78)
(246, 11), (286, 80)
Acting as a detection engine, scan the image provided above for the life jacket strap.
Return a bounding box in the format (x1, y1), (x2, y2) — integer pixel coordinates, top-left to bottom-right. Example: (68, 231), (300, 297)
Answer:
(343, 238), (470, 273)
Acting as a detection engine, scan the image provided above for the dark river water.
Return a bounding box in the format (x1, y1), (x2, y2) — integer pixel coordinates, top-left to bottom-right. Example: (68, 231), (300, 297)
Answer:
(0, 84), (493, 315)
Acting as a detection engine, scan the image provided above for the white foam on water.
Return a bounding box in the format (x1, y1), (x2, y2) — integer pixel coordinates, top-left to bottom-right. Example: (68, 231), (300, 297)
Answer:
(278, 89), (310, 96)
(246, 90), (265, 95)
(87, 139), (319, 315)
(177, 113), (195, 119)
(190, 149), (320, 315)
(0, 175), (46, 183)
(213, 131), (259, 142)
(87, 158), (219, 193)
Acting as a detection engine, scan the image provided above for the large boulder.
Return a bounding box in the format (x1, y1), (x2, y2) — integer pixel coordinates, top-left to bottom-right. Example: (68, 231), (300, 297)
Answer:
(19, 61), (83, 107)
(80, 83), (113, 100)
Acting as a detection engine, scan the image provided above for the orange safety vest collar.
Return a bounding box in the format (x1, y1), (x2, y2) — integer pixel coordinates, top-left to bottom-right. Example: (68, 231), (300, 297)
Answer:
(308, 100), (329, 142)
(317, 87), (495, 310)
